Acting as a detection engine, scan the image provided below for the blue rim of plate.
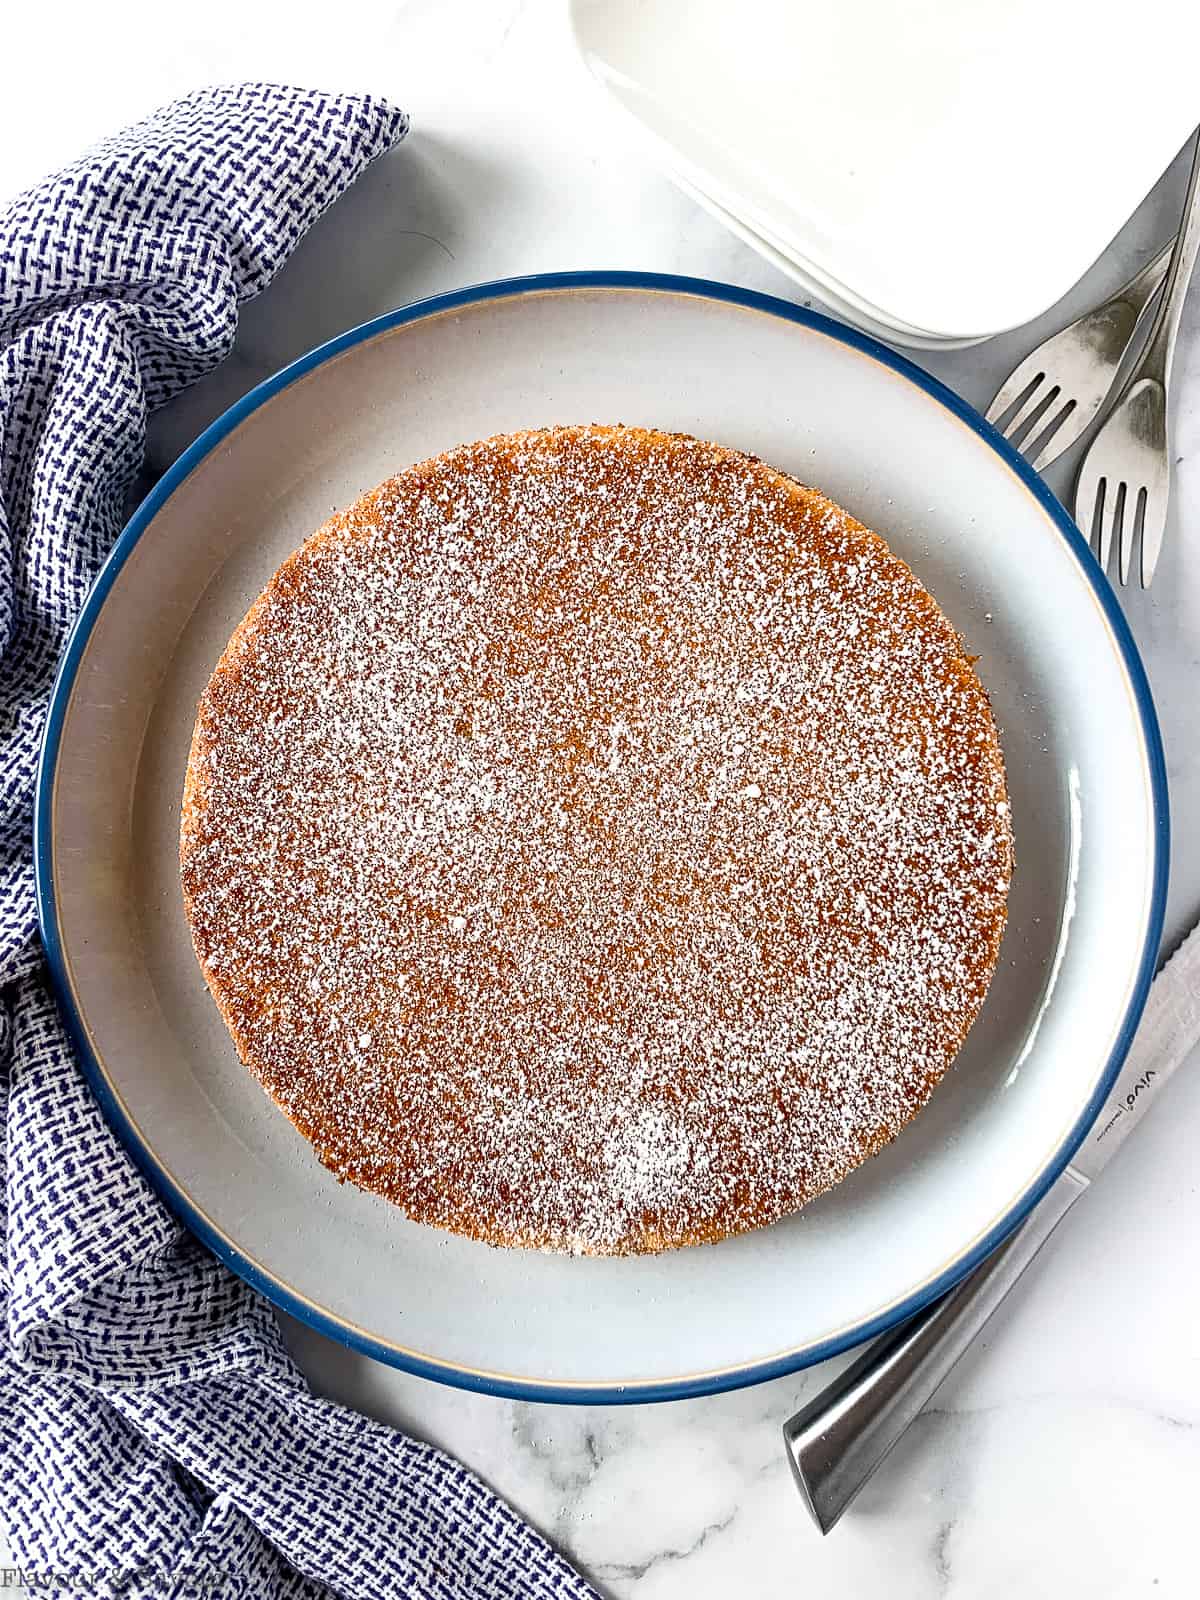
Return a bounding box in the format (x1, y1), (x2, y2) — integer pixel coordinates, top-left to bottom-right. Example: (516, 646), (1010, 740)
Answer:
(35, 270), (1170, 1404)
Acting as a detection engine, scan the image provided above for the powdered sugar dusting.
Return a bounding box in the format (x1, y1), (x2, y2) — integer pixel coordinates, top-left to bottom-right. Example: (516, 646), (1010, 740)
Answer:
(180, 426), (1013, 1255)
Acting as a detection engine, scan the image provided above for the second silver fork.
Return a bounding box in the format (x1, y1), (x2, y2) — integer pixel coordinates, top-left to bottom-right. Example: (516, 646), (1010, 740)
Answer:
(1074, 133), (1200, 587)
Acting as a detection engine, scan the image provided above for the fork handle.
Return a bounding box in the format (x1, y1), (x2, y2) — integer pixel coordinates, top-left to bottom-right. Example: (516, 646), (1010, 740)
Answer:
(1117, 242), (1172, 318)
(1141, 132), (1200, 381)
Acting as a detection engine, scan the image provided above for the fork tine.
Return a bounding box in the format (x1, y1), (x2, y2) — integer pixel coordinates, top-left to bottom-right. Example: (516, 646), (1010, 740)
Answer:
(1028, 398), (1079, 471)
(1073, 451), (1106, 567)
(985, 367), (1042, 428)
(999, 379), (1056, 445)
(1138, 480), (1169, 588)
(1114, 483), (1133, 586)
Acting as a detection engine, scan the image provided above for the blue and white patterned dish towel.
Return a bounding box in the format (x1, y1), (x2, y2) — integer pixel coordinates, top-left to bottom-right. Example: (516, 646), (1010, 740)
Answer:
(0, 83), (597, 1600)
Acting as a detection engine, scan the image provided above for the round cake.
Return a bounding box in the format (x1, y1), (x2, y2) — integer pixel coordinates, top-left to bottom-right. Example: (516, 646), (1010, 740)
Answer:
(180, 425), (1013, 1255)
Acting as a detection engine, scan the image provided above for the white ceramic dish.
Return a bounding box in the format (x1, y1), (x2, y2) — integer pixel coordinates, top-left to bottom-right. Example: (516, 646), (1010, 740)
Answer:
(660, 162), (976, 350)
(569, 0), (1200, 343)
(37, 275), (1167, 1401)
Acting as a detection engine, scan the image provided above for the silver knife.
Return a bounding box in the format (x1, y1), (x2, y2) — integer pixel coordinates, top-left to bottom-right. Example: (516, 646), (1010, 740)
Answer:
(784, 916), (1200, 1534)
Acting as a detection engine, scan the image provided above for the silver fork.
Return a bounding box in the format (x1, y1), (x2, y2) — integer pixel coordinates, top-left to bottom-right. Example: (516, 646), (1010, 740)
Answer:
(1074, 134), (1200, 587)
(986, 244), (1169, 471)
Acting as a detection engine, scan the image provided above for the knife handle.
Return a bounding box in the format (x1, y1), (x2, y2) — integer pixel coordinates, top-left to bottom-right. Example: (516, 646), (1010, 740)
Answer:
(783, 1166), (1088, 1534)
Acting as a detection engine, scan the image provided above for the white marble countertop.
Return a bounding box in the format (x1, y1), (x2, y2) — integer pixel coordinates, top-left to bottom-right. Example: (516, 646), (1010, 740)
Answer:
(5, 2), (1200, 1594)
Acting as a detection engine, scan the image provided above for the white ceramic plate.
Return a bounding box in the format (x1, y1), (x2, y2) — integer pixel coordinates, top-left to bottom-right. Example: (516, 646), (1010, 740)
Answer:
(569, 0), (1200, 342)
(37, 275), (1167, 1401)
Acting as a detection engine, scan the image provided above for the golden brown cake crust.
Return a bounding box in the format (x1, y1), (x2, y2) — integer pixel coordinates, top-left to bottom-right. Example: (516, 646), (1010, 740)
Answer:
(180, 425), (1013, 1255)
